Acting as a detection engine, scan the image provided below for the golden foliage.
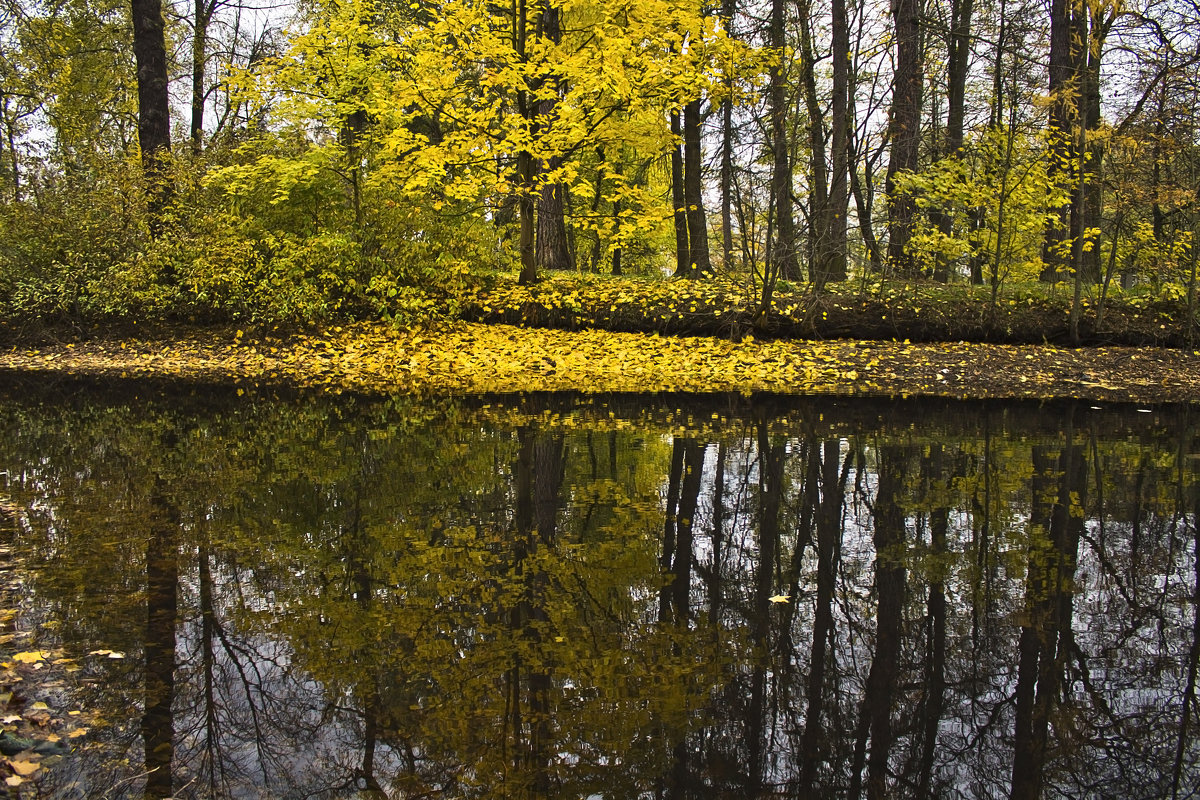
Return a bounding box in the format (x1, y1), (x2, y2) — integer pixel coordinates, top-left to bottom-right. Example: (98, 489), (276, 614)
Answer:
(1, 322), (1198, 403)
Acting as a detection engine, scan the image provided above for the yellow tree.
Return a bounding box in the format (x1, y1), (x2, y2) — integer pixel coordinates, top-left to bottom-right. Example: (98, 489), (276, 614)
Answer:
(223, 0), (749, 284)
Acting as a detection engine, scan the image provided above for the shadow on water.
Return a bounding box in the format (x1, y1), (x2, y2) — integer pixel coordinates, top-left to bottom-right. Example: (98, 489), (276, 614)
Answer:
(0, 377), (1197, 798)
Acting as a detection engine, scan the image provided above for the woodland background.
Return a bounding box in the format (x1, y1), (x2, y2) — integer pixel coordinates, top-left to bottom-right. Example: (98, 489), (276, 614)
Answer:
(0, 0), (1198, 342)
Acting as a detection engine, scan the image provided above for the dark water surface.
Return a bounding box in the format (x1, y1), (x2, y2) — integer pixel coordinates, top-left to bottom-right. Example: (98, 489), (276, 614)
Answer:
(1, 381), (1199, 799)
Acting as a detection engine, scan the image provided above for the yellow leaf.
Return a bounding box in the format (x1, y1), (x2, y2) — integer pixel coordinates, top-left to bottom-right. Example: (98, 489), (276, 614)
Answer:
(88, 649), (125, 658)
(11, 652), (44, 664)
(769, 594), (790, 603)
(8, 758), (39, 776)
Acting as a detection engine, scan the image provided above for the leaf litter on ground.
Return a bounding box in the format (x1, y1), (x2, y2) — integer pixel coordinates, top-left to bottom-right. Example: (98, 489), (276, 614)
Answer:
(0, 321), (1197, 404)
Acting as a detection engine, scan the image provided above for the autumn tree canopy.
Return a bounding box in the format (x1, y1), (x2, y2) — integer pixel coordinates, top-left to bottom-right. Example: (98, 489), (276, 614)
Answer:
(1, 0), (1200, 333)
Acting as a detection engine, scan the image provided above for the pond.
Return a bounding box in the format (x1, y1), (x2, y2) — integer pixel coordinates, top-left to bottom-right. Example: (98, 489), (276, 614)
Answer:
(0, 380), (1197, 799)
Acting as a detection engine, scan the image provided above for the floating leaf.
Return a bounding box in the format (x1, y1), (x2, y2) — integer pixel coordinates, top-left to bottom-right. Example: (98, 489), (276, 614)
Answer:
(11, 652), (45, 664)
(768, 595), (790, 604)
(88, 649), (125, 659)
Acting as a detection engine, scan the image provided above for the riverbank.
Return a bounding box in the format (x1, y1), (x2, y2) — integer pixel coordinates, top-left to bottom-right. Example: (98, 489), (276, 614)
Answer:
(453, 274), (1196, 348)
(0, 321), (1196, 404)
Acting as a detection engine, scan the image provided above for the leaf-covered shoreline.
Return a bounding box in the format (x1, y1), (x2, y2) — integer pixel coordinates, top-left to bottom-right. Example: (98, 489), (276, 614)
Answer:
(0, 321), (1196, 405)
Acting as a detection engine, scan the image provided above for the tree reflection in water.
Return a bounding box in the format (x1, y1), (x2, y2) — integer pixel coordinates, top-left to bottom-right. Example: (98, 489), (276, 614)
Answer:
(0, 387), (1196, 799)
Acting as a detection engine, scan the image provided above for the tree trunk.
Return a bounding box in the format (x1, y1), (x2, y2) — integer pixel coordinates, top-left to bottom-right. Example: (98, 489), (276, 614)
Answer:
(850, 129), (884, 273)
(190, 0), (213, 156)
(1067, 2), (1090, 341)
(143, 485), (179, 800)
(944, 0), (972, 161)
(706, 442), (727, 617)
(537, 181), (572, 270)
(660, 438), (686, 622)
(799, 439), (848, 793)
(748, 424), (784, 791)
(1081, 9), (1114, 284)
(767, 0), (801, 283)
(719, 0), (736, 270)
(515, 0), (539, 285)
(535, 0), (572, 271)
(587, 157), (605, 270)
(862, 446), (908, 800)
(518, 156), (538, 284)
(684, 99), (712, 275)
(1040, 0), (1083, 282)
(826, 0), (850, 284)
(1009, 426), (1087, 800)
(1171, 490), (1200, 800)
(720, 97), (734, 271)
(884, 0), (923, 275)
(672, 111), (691, 277)
(917, 446), (949, 797)
(131, 0), (173, 234)
(798, 0), (830, 283)
(930, 0), (974, 281)
(670, 440), (704, 622)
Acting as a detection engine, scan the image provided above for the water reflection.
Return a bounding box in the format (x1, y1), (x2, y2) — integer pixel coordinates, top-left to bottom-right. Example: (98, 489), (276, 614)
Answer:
(0, 385), (1197, 798)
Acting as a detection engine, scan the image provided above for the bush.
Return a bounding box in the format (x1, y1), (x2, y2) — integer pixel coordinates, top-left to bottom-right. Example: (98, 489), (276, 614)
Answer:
(0, 154), (147, 321)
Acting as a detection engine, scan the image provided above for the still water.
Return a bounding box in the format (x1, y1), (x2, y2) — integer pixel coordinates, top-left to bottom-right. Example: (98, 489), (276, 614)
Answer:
(0, 381), (1197, 799)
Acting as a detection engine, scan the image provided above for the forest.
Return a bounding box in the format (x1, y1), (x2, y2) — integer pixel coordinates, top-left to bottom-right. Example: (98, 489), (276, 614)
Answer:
(1, 0), (1199, 346)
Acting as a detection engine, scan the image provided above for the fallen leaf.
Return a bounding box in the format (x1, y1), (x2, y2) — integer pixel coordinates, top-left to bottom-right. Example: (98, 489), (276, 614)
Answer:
(88, 649), (125, 659)
(8, 758), (39, 777)
(11, 652), (44, 664)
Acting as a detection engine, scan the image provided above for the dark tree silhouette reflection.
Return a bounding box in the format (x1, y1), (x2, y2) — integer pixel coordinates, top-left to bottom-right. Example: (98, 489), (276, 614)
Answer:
(0, 389), (1196, 798)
